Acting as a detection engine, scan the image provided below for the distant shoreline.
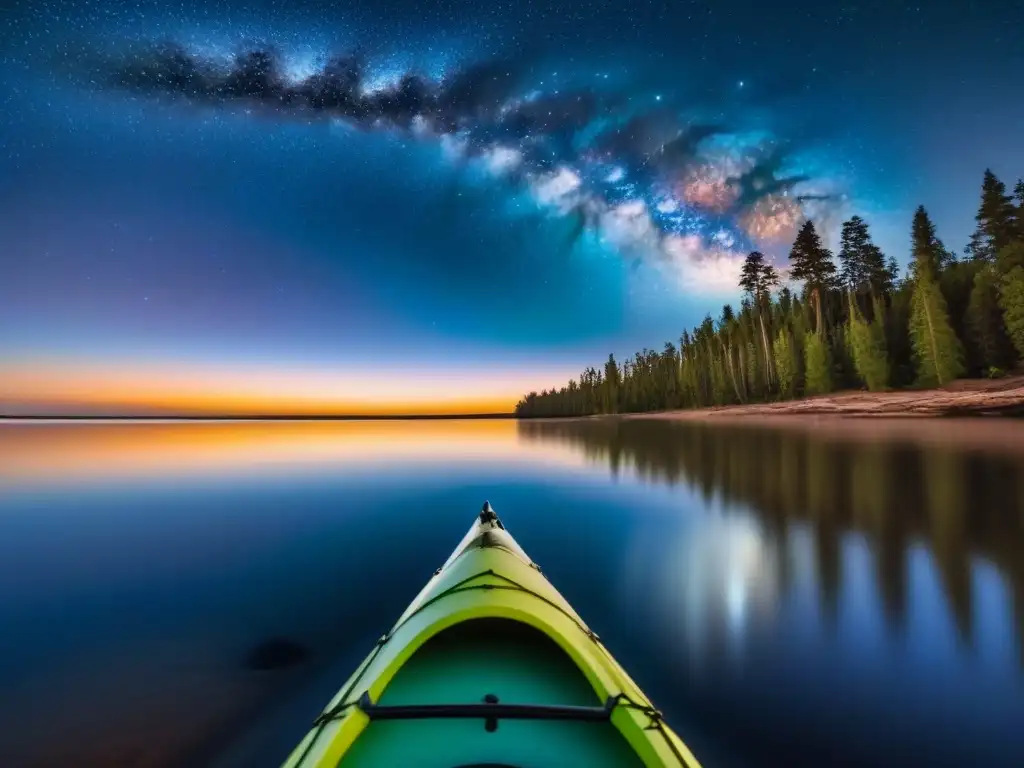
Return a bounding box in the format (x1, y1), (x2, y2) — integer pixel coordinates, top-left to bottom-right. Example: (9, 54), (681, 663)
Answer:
(0, 413), (516, 422)
(520, 376), (1024, 422)
(517, 379), (1024, 455)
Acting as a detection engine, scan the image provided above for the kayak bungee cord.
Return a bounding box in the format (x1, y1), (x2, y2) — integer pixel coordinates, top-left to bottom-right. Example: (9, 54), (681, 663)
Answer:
(291, 565), (693, 766)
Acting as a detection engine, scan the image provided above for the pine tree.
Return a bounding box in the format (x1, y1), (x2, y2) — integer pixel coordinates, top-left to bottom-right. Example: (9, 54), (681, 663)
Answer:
(885, 256), (900, 291)
(838, 216), (871, 293)
(966, 264), (1015, 373)
(838, 215), (891, 306)
(738, 251), (779, 387)
(738, 251), (767, 297)
(789, 220), (837, 335)
(994, 241), (1024, 363)
(602, 354), (620, 413)
(966, 170), (1018, 261)
(910, 206), (951, 279)
(1000, 266), (1024, 360)
(939, 259), (982, 370)
(996, 240), (1024, 276)
(773, 328), (799, 398)
(847, 293), (890, 390)
(777, 286), (793, 318)
(884, 273), (914, 387)
(906, 207), (964, 385)
(803, 331), (832, 395)
(864, 243), (889, 299)
(718, 305), (745, 403)
(661, 341), (679, 407)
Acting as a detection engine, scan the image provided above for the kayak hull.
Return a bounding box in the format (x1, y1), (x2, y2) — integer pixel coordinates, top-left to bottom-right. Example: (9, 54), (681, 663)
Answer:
(283, 503), (700, 768)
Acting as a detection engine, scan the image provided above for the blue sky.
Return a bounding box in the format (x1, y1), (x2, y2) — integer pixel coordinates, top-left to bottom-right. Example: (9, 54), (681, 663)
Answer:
(1, 0), (1022, 412)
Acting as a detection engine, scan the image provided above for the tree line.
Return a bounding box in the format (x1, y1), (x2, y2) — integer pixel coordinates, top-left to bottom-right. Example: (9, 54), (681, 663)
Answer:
(515, 169), (1024, 418)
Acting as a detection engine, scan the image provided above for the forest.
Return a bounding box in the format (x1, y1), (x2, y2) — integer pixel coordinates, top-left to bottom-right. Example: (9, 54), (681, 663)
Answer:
(515, 170), (1024, 418)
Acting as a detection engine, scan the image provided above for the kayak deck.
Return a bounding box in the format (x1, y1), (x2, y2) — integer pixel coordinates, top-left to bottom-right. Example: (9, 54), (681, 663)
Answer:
(284, 503), (700, 768)
(338, 619), (644, 766)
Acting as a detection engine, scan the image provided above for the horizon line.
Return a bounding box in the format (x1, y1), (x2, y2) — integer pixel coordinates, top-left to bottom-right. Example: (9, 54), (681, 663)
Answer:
(0, 413), (517, 421)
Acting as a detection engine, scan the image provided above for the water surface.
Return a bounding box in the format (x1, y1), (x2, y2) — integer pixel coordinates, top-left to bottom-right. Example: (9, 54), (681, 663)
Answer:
(1, 418), (1022, 767)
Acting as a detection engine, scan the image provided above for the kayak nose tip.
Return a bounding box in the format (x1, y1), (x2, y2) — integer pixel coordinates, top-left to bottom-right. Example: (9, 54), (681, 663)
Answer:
(479, 500), (499, 525)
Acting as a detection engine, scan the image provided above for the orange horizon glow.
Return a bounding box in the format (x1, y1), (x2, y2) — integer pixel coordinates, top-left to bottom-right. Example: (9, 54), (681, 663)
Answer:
(0, 419), (596, 489)
(0, 358), (578, 416)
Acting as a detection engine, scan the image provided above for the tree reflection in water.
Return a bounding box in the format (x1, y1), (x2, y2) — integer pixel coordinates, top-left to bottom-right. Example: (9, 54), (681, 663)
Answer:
(518, 418), (1024, 664)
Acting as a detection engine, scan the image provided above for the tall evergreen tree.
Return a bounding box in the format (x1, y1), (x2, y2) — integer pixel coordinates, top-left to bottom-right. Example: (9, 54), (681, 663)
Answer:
(718, 305), (745, 402)
(910, 276), (965, 386)
(994, 241), (1024, 361)
(738, 250), (767, 296)
(966, 170), (1018, 261)
(999, 265), (1024, 361)
(910, 206), (951, 279)
(838, 215), (891, 303)
(847, 294), (890, 390)
(773, 328), (800, 398)
(838, 216), (870, 292)
(864, 242), (889, 299)
(602, 354), (621, 413)
(777, 286), (793, 317)
(738, 251), (779, 386)
(996, 240), (1024, 276)
(803, 331), (833, 395)
(762, 258), (781, 299)
(908, 208), (964, 386)
(788, 220), (837, 336)
(885, 256), (900, 291)
(966, 264), (1015, 373)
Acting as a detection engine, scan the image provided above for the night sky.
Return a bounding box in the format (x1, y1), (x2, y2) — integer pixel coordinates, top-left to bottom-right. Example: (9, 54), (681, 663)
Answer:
(1, 1), (1022, 415)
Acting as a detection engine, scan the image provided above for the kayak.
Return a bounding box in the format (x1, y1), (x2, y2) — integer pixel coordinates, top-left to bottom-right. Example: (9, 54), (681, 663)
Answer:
(282, 502), (702, 768)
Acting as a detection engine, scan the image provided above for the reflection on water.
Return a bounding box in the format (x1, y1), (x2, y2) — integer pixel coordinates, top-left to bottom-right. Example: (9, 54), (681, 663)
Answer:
(0, 420), (593, 768)
(0, 420), (588, 489)
(519, 418), (1024, 766)
(518, 418), (1024, 654)
(1, 418), (1023, 767)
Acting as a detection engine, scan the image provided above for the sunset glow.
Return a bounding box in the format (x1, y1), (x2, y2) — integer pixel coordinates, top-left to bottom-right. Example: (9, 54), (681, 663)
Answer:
(0, 358), (580, 417)
(0, 419), (594, 489)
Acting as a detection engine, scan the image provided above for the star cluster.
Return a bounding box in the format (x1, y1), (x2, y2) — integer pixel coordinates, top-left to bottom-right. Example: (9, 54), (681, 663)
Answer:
(69, 37), (847, 292)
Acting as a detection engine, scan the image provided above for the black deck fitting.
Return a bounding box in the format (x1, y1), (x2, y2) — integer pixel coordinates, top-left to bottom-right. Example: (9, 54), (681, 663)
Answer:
(356, 691), (615, 727)
(480, 501), (499, 524)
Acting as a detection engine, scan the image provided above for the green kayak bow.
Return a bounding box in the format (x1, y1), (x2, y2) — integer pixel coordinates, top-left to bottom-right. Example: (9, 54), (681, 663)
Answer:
(283, 502), (702, 768)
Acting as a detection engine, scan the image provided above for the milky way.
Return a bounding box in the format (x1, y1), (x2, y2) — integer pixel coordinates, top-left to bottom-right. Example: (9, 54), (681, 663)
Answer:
(67, 39), (847, 292)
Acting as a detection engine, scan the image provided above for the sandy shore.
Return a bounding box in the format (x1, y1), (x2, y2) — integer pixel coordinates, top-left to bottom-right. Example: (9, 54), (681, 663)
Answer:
(521, 376), (1023, 454)
(634, 375), (1024, 420)
(613, 376), (1024, 453)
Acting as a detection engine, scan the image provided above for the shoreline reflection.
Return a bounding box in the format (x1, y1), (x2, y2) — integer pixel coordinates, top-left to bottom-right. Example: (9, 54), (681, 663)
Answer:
(519, 418), (1024, 663)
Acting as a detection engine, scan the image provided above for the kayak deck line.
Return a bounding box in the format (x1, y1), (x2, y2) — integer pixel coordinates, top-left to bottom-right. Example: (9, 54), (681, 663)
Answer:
(285, 502), (702, 768)
(356, 691), (617, 725)
(352, 690), (675, 733)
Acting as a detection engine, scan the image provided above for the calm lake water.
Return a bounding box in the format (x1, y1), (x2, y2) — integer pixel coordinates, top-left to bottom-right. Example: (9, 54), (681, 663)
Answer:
(1, 418), (1023, 767)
